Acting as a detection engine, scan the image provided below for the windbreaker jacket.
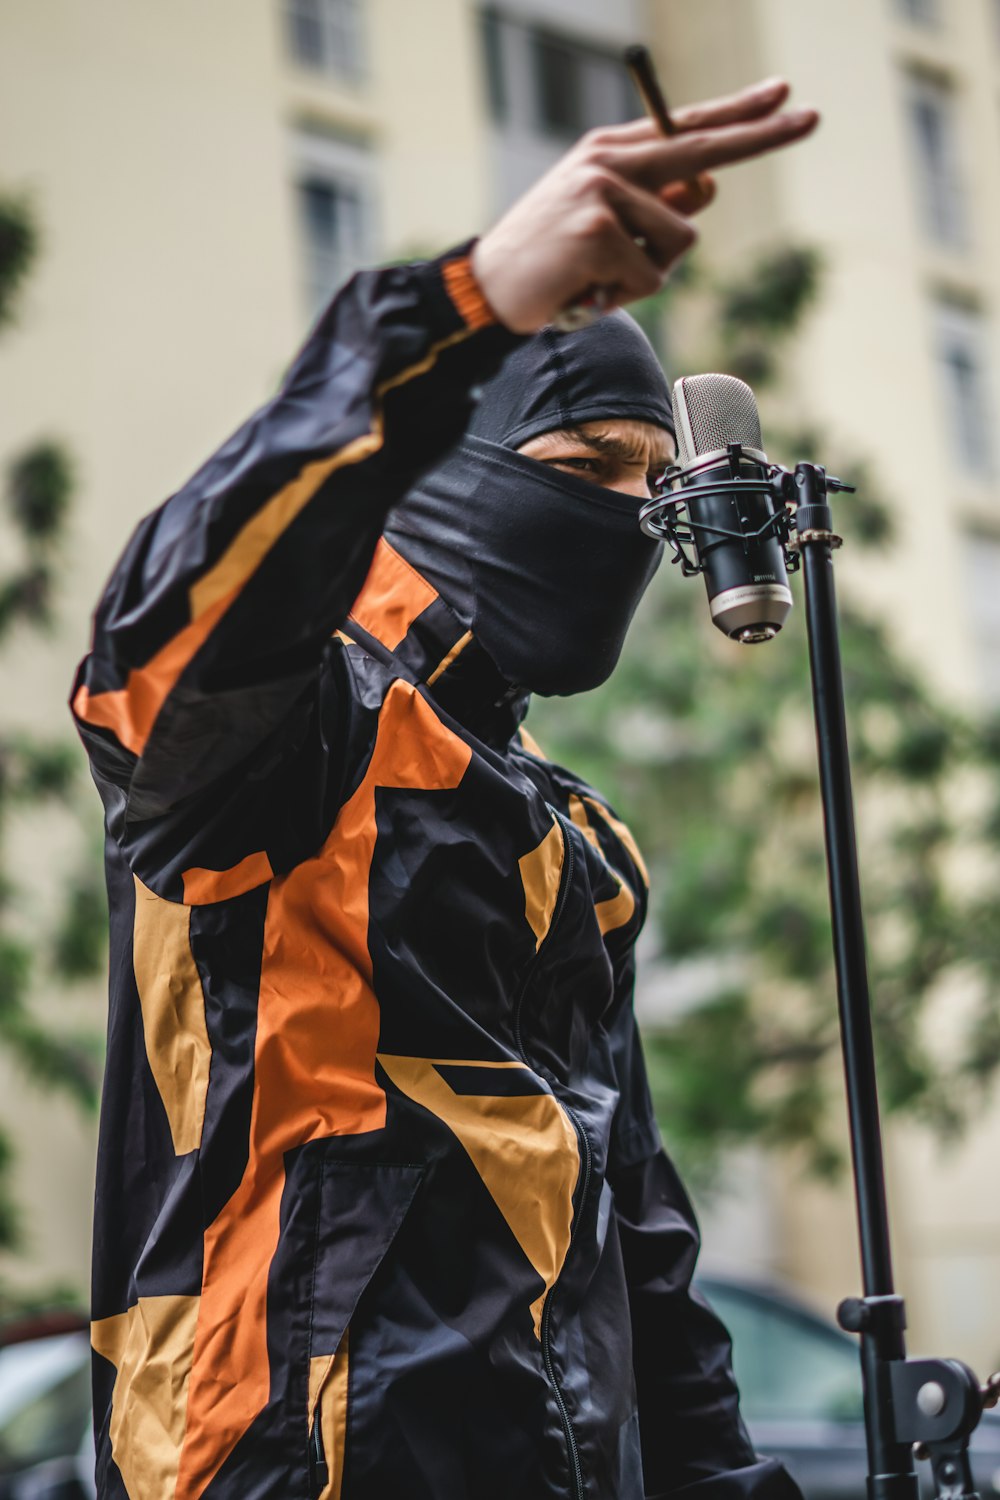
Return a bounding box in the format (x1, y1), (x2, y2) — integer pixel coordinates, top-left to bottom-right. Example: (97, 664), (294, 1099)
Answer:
(72, 247), (796, 1500)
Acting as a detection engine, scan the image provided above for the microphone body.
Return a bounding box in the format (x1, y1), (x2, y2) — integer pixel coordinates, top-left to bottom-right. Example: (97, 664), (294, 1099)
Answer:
(667, 374), (793, 643)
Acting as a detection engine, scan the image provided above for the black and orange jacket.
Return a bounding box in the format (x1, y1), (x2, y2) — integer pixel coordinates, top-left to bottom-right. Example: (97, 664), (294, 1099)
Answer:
(72, 249), (792, 1500)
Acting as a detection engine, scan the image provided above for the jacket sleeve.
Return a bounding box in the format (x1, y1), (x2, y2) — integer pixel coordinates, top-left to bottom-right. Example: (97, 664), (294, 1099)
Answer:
(607, 965), (804, 1500)
(71, 247), (517, 824)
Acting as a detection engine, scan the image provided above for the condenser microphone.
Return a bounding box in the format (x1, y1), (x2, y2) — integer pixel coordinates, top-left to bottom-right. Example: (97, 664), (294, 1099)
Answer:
(667, 374), (793, 643)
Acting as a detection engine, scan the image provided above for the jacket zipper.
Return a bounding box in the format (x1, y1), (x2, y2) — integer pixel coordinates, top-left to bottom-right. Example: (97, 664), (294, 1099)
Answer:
(513, 807), (591, 1500)
(309, 1410), (328, 1499)
(541, 1109), (592, 1500)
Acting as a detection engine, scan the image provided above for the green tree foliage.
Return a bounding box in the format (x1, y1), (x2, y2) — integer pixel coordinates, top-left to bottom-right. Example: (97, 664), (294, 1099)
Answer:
(0, 193), (102, 1253)
(531, 248), (1000, 1186)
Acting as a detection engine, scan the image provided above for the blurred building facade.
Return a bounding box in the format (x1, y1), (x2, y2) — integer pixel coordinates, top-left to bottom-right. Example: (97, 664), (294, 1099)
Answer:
(652, 0), (1000, 1376)
(0, 0), (998, 1376)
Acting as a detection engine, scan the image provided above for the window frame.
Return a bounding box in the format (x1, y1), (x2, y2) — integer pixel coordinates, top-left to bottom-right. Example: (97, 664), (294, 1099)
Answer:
(901, 68), (967, 250)
(284, 0), (366, 81)
(290, 130), (378, 317)
(931, 297), (997, 481)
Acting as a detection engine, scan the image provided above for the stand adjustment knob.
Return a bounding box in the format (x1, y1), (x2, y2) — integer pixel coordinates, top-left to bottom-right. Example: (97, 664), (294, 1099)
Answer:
(917, 1381), (947, 1418)
(836, 1297), (869, 1332)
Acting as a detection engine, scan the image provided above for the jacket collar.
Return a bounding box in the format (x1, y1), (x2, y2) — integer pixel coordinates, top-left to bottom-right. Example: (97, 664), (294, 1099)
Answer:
(347, 539), (528, 748)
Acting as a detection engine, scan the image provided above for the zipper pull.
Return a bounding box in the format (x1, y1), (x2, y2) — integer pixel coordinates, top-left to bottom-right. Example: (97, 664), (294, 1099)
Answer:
(309, 1412), (329, 1498)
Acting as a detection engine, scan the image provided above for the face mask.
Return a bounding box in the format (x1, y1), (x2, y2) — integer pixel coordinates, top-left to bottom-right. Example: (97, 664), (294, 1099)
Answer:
(386, 310), (673, 698)
(386, 437), (663, 696)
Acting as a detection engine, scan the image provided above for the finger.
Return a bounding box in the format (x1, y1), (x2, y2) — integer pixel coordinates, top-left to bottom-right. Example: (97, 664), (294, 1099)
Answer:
(662, 174), (716, 215)
(584, 77), (791, 153)
(593, 102), (816, 186)
(667, 107), (819, 175)
(604, 106), (818, 187)
(671, 77), (790, 131)
(598, 175), (701, 272)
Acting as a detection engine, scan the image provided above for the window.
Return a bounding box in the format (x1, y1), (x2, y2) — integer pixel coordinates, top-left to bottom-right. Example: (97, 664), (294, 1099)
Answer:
(933, 300), (996, 479)
(962, 532), (1000, 704)
(529, 28), (636, 138)
(479, 11), (635, 138)
(895, 0), (938, 23)
(292, 132), (376, 315)
(284, 0), (365, 79)
(903, 72), (966, 247)
(533, 33), (583, 136)
(480, 8), (507, 123)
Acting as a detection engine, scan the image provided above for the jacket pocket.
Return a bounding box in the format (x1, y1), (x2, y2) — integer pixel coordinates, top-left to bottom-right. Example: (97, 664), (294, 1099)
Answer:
(308, 1327), (348, 1500)
(303, 1159), (424, 1500)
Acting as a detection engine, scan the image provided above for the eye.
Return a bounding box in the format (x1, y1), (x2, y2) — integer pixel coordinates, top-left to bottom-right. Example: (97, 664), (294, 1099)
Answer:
(544, 456), (603, 477)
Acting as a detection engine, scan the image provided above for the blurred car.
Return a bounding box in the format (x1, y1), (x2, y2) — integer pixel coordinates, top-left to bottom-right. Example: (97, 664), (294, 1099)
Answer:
(701, 1274), (1000, 1500)
(0, 1284), (997, 1499)
(0, 1315), (92, 1500)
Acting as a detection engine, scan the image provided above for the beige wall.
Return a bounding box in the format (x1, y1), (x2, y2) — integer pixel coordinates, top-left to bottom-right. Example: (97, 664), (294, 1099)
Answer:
(0, 0), (298, 1297)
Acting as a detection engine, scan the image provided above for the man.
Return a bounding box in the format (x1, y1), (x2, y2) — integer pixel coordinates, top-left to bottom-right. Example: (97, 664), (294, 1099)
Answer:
(72, 80), (818, 1500)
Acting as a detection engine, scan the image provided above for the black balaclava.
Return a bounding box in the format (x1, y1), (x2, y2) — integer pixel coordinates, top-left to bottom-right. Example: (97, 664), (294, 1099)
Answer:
(385, 310), (673, 698)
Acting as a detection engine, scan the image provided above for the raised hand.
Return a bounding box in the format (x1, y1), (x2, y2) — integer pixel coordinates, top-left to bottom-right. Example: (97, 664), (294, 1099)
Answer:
(472, 79), (818, 334)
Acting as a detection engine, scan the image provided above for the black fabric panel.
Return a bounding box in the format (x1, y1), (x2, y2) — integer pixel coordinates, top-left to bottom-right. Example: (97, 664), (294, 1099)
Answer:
(552, 1188), (638, 1500)
(90, 1360), (131, 1500)
(189, 883), (269, 1227)
(343, 1110), (562, 1500)
(605, 974), (663, 1174)
(648, 1458), (805, 1500)
(199, 1398), (303, 1500)
(612, 1151), (789, 1497)
(121, 640), (383, 897)
(91, 840), (182, 1321)
(206, 1141), (425, 1499)
(131, 1150), (204, 1298)
(308, 1158), (424, 1353)
(433, 1063), (548, 1097)
(368, 760), (542, 1062)
(72, 714), (138, 825)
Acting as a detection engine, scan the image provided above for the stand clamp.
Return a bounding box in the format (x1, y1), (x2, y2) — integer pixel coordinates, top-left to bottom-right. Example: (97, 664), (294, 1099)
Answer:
(790, 527), (843, 550)
(838, 1296), (986, 1500)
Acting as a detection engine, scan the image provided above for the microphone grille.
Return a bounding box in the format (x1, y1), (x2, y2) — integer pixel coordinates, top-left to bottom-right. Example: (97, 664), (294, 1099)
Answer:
(672, 374), (763, 466)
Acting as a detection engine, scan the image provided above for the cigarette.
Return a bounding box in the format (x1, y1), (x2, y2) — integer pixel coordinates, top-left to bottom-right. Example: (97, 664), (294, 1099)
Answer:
(624, 43), (712, 204)
(623, 45), (677, 138)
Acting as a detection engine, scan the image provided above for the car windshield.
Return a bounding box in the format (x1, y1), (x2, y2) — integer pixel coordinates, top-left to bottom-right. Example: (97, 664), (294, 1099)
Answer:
(0, 1333), (91, 1472)
(703, 1281), (864, 1424)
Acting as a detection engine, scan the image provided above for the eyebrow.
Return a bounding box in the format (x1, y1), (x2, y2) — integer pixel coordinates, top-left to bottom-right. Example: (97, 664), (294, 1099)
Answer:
(565, 425), (674, 468)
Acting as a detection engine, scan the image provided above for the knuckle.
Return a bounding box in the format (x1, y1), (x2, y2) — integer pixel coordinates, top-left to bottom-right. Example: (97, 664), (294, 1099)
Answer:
(579, 203), (617, 239)
(666, 222), (698, 262)
(575, 163), (616, 197)
(681, 130), (711, 158)
(579, 125), (612, 155)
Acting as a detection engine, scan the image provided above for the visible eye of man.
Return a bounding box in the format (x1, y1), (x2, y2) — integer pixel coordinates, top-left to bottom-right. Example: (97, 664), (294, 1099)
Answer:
(543, 455), (605, 481)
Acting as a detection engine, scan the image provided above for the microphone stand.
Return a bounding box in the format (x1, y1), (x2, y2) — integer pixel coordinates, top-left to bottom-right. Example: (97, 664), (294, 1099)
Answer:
(643, 455), (998, 1500)
(793, 461), (986, 1500)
